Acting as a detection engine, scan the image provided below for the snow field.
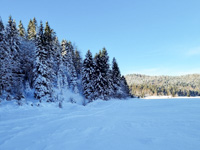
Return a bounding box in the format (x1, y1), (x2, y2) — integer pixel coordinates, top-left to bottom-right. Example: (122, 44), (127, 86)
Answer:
(0, 98), (200, 150)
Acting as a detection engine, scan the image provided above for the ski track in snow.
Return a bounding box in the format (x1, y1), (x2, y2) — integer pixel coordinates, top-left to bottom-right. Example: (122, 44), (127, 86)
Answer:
(0, 98), (200, 150)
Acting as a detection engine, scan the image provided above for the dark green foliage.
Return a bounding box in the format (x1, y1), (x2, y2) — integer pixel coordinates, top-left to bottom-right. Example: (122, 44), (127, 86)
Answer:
(121, 76), (130, 98)
(74, 49), (82, 76)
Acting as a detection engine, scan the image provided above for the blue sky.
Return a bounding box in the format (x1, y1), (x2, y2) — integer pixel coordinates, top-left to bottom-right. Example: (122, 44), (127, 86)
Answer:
(1, 0), (200, 76)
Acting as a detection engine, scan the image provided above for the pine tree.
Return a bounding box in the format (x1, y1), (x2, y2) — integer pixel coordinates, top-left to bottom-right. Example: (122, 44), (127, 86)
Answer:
(94, 51), (108, 100)
(100, 48), (113, 99)
(61, 40), (79, 93)
(34, 22), (52, 102)
(44, 22), (56, 87)
(18, 19), (35, 92)
(94, 52), (102, 98)
(27, 18), (37, 40)
(100, 48), (110, 76)
(18, 34), (36, 89)
(111, 58), (123, 98)
(5, 16), (24, 100)
(121, 76), (130, 98)
(74, 49), (82, 77)
(82, 50), (96, 101)
(61, 40), (69, 86)
(0, 17), (7, 96)
(52, 37), (68, 102)
(68, 42), (79, 93)
(57, 43), (68, 90)
(93, 48), (113, 100)
(18, 20), (26, 38)
(0, 19), (13, 99)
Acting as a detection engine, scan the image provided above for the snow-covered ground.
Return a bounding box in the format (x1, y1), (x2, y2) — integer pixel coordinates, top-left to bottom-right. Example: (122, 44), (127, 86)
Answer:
(0, 98), (200, 150)
(142, 96), (200, 99)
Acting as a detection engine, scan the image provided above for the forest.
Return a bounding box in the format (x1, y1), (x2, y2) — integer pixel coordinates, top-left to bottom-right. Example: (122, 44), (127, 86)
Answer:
(126, 74), (200, 97)
(0, 16), (130, 105)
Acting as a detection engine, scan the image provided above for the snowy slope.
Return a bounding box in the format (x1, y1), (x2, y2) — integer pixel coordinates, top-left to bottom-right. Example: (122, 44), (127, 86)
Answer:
(0, 98), (200, 150)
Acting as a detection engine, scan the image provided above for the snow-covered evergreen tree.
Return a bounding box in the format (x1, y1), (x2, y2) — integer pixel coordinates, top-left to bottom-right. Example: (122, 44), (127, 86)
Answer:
(5, 16), (24, 100)
(44, 22), (57, 88)
(111, 57), (123, 99)
(18, 20), (26, 38)
(82, 50), (96, 101)
(53, 37), (68, 88)
(18, 34), (35, 89)
(93, 48), (113, 100)
(52, 37), (68, 102)
(120, 76), (130, 98)
(27, 18), (37, 40)
(61, 40), (69, 88)
(74, 49), (82, 77)
(0, 17), (8, 96)
(33, 22), (52, 102)
(61, 40), (79, 93)
(68, 42), (79, 93)
(100, 48), (114, 99)
(52, 36), (60, 79)
(94, 51), (108, 100)
(57, 50), (68, 90)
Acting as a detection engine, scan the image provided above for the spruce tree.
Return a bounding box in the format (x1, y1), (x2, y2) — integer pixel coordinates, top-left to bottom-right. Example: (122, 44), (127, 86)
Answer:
(0, 17), (13, 98)
(74, 49), (82, 77)
(68, 42), (79, 93)
(0, 17), (7, 96)
(61, 40), (79, 93)
(94, 51), (108, 100)
(34, 22), (52, 102)
(18, 33), (36, 90)
(100, 48), (110, 76)
(18, 20), (35, 93)
(121, 76), (130, 98)
(82, 50), (96, 101)
(5, 16), (24, 100)
(44, 22), (56, 87)
(18, 20), (26, 38)
(27, 18), (37, 40)
(100, 48), (113, 99)
(111, 57), (123, 98)
(93, 48), (113, 100)
(52, 37), (68, 101)
(61, 40), (69, 85)
(57, 41), (68, 90)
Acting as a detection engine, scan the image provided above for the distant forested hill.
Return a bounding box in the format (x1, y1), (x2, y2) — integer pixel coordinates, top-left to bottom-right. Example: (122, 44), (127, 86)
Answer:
(125, 74), (200, 97)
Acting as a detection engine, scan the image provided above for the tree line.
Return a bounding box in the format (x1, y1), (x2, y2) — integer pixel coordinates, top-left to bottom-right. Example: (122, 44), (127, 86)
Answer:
(0, 16), (130, 105)
(125, 74), (200, 97)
